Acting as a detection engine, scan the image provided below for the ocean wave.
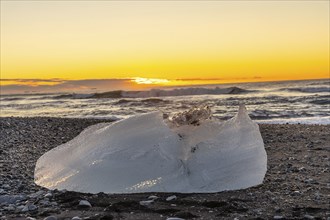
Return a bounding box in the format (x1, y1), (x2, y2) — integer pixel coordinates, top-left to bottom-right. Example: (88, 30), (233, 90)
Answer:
(309, 99), (330, 105)
(0, 97), (25, 101)
(123, 86), (253, 98)
(115, 98), (169, 105)
(52, 87), (254, 99)
(53, 93), (94, 99)
(281, 86), (330, 93)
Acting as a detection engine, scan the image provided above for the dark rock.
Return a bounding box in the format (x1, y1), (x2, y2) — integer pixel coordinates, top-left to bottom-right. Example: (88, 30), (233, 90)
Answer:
(0, 195), (26, 204)
(78, 200), (92, 208)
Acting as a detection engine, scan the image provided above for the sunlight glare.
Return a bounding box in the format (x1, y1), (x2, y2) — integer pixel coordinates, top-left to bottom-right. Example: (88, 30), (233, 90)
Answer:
(132, 77), (170, 85)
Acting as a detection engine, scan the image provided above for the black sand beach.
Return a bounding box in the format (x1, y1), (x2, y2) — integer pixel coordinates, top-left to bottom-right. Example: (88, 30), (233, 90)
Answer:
(0, 117), (329, 219)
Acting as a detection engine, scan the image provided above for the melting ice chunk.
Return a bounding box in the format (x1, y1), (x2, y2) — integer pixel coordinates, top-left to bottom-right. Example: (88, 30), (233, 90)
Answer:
(34, 105), (267, 193)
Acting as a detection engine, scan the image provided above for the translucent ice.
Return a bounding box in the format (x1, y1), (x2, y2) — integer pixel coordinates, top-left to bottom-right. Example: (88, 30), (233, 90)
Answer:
(34, 105), (267, 193)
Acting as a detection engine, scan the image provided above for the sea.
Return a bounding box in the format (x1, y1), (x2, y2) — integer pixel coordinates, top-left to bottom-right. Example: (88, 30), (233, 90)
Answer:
(1, 79), (329, 124)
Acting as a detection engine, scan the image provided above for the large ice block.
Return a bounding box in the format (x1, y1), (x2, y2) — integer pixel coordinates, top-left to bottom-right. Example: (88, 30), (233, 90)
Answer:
(35, 105), (267, 193)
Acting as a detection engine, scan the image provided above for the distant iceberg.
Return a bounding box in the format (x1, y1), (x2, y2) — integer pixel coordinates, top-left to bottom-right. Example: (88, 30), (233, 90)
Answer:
(34, 105), (267, 193)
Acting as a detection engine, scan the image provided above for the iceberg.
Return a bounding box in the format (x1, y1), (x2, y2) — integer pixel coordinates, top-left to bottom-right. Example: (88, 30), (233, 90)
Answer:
(34, 105), (267, 193)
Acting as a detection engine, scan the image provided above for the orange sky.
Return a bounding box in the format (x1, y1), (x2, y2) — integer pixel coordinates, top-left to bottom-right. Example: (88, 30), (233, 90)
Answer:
(0, 1), (329, 91)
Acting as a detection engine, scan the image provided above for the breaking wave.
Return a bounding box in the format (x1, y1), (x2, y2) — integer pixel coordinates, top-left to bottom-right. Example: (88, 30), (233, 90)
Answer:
(122, 86), (253, 98)
(281, 86), (330, 93)
(53, 86), (254, 99)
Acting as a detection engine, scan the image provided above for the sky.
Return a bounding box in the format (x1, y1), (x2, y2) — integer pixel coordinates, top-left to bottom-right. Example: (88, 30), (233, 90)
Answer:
(0, 1), (329, 94)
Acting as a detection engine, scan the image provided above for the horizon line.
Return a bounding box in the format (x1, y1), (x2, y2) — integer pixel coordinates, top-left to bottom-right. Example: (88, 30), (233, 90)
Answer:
(0, 77), (328, 96)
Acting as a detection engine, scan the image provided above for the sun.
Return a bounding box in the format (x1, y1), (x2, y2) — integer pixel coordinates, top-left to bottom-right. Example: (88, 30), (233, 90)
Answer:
(132, 77), (170, 85)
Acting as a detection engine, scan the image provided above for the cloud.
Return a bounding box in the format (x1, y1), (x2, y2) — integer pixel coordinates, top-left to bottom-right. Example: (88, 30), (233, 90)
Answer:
(175, 76), (262, 81)
(1, 78), (65, 82)
(0, 79), (137, 95)
(175, 78), (225, 81)
(0, 77), (264, 95)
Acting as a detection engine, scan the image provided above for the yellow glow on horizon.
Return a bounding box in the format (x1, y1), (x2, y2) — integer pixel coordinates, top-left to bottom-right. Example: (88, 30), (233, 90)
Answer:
(1, 1), (329, 86)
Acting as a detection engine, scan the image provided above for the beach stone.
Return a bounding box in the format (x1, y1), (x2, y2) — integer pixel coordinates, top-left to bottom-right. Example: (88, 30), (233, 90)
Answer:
(274, 207), (281, 212)
(147, 195), (159, 200)
(291, 191), (301, 196)
(166, 218), (185, 220)
(304, 178), (315, 184)
(78, 200), (91, 208)
(43, 216), (58, 220)
(4, 204), (16, 211)
(29, 190), (44, 199)
(26, 217), (36, 220)
(274, 216), (284, 219)
(44, 193), (52, 198)
(72, 217), (82, 220)
(28, 204), (38, 211)
(0, 195), (26, 204)
(166, 195), (177, 201)
(21, 206), (29, 212)
(304, 214), (315, 219)
(2, 184), (10, 189)
(16, 205), (25, 210)
(314, 192), (320, 200)
(176, 211), (197, 218)
(139, 200), (154, 206)
(39, 199), (51, 206)
(50, 202), (58, 206)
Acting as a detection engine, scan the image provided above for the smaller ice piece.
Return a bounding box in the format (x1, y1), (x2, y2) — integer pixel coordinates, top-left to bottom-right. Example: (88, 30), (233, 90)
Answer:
(34, 105), (267, 193)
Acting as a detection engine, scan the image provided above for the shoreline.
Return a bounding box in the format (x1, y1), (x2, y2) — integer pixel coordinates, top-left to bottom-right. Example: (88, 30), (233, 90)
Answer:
(0, 117), (329, 219)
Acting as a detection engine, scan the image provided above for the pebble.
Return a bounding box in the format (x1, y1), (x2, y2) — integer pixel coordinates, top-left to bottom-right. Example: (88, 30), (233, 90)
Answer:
(304, 214), (315, 219)
(43, 216), (58, 220)
(29, 190), (45, 199)
(166, 218), (185, 220)
(314, 192), (320, 200)
(147, 195), (159, 200)
(274, 216), (284, 219)
(4, 204), (15, 211)
(139, 200), (154, 206)
(28, 204), (38, 211)
(304, 178), (315, 184)
(291, 191), (301, 196)
(274, 207), (281, 212)
(166, 195), (177, 201)
(39, 199), (51, 206)
(78, 200), (92, 208)
(44, 193), (53, 198)
(16, 205), (25, 210)
(21, 206), (29, 212)
(50, 202), (58, 206)
(0, 195), (27, 204)
(21, 204), (38, 212)
(2, 184), (10, 189)
(72, 217), (82, 220)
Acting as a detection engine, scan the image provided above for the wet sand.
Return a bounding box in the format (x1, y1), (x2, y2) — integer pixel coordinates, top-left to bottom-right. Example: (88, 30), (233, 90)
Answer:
(0, 117), (329, 219)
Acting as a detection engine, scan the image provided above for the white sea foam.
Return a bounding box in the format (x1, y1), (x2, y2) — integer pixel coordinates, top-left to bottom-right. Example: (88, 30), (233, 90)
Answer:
(34, 105), (267, 193)
(257, 116), (330, 125)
